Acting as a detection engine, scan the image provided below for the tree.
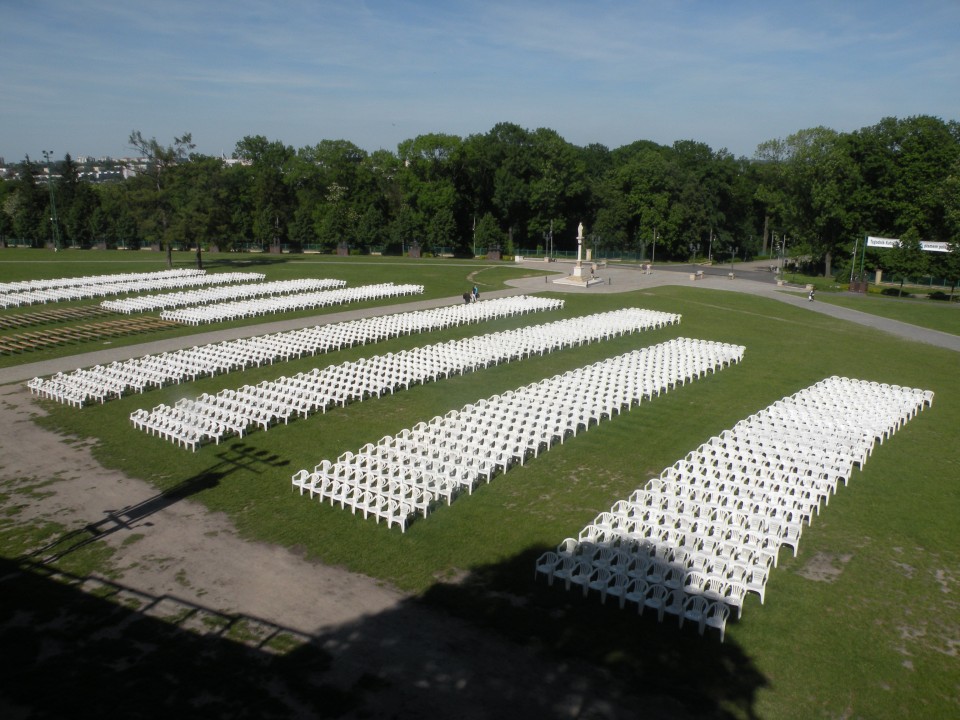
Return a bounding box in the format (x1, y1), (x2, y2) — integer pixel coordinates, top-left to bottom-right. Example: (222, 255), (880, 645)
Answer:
(525, 127), (587, 247)
(388, 204), (421, 254)
(774, 127), (863, 277)
(288, 140), (372, 247)
(0, 179), (15, 245)
(473, 212), (505, 253)
(127, 130), (195, 266)
(753, 139), (789, 256)
(937, 157), (960, 299)
(395, 133), (465, 253)
(234, 136), (294, 251)
(165, 155), (230, 266)
(57, 154), (100, 248)
(595, 143), (672, 255)
(847, 116), (960, 240)
(886, 231), (929, 297)
(95, 182), (141, 248)
(354, 204), (387, 252)
(485, 123), (535, 249)
(9, 156), (47, 246)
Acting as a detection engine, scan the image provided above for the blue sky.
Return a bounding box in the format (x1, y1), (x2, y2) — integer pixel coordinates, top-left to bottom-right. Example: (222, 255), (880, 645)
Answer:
(2, 0), (958, 163)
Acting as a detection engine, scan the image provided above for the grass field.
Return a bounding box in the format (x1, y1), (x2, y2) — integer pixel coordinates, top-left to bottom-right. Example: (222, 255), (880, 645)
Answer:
(2, 250), (958, 719)
(814, 292), (960, 336)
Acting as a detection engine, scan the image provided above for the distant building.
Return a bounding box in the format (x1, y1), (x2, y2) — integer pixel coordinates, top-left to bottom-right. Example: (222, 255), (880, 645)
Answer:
(0, 153), (247, 183)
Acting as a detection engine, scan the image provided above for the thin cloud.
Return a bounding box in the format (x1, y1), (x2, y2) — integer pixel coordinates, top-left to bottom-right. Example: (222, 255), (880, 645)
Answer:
(1, 0), (957, 160)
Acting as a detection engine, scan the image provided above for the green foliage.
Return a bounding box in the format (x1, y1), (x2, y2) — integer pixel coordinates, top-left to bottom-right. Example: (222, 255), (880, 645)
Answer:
(886, 230), (930, 296)
(473, 212), (505, 252)
(4, 115), (958, 272)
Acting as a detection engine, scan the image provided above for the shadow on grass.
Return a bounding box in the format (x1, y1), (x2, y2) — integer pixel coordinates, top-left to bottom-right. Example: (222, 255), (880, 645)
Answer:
(418, 545), (770, 719)
(199, 255), (293, 270)
(17, 442), (288, 565)
(0, 557), (350, 720)
(0, 542), (769, 719)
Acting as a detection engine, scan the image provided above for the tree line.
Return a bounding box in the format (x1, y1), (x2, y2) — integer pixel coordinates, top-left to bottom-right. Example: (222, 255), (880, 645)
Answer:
(2, 116), (959, 285)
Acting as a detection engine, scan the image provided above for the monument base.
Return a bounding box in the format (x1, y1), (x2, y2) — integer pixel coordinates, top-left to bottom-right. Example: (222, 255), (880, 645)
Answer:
(554, 268), (604, 287)
(553, 263), (604, 287)
(553, 276), (605, 287)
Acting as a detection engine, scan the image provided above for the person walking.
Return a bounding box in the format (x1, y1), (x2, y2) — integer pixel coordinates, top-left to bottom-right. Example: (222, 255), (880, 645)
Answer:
(808, 288), (816, 302)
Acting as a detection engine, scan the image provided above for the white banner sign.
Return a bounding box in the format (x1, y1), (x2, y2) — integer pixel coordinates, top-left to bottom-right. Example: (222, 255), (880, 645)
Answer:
(866, 236), (949, 253)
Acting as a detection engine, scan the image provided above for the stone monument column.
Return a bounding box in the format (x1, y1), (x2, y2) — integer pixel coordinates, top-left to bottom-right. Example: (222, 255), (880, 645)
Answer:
(553, 220), (602, 287)
(572, 222), (585, 278)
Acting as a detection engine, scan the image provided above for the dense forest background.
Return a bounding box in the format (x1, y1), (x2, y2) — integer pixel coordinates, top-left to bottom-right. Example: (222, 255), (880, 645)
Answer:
(2, 115), (959, 282)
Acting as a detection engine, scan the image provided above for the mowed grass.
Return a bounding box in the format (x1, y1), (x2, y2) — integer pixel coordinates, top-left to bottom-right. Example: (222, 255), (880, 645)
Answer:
(5, 254), (960, 719)
(813, 291), (960, 335)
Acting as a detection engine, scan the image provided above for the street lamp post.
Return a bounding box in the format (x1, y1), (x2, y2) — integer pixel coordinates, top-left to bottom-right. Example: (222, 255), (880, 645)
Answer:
(42, 150), (61, 252)
(849, 236), (860, 285)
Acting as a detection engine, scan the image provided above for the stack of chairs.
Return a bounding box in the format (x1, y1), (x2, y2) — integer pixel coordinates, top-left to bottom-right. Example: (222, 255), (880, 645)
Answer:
(160, 283), (424, 325)
(102, 278), (344, 313)
(133, 308), (683, 449)
(292, 337), (744, 533)
(30, 295), (563, 407)
(536, 376), (933, 641)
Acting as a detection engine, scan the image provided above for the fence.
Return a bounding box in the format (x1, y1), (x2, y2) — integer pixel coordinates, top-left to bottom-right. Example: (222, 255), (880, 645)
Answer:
(517, 249), (649, 262)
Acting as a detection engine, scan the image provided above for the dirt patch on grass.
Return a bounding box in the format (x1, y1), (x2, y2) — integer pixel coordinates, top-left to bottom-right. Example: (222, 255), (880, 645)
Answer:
(796, 552), (853, 582)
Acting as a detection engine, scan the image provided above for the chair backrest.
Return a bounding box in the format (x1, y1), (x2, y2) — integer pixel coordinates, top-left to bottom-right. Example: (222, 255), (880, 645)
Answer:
(644, 583), (669, 603)
(726, 580), (747, 602)
(663, 565), (685, 586)
(707, 600), (730, 622)
(684, 570), (707, 593)
(683, 594), (710, 614)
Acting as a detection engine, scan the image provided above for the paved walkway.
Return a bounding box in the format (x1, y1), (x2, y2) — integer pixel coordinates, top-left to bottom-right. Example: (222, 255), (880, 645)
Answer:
(504, 260), (960, 352)
(2, 261), (956, 386)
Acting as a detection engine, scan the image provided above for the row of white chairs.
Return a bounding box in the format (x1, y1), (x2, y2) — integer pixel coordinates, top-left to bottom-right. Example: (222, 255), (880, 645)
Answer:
(0, 268), (205, 294)
(292, 338), (746, 532)
(160, 283), (424, 325)
(27, 296), (564, 406)
(133, 308), (683, 448)
(536, 375), (933, 638)
(0, 271), (265, 308)
(101, 278), (346, 313)
(535, 553), (735, 640)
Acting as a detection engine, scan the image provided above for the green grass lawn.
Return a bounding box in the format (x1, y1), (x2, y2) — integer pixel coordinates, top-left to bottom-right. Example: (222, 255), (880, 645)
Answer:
(3, 252), (959, 719)
(780, 270), (959, 336)
(813, 292), (960, 335)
